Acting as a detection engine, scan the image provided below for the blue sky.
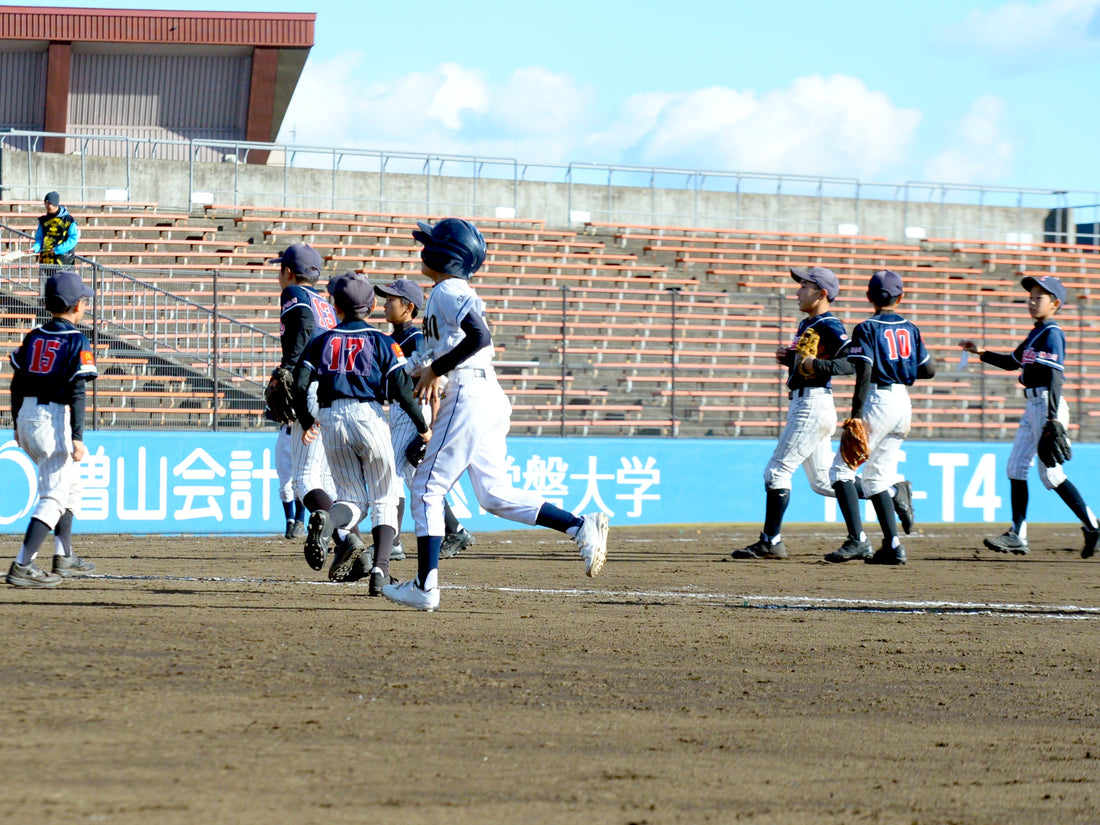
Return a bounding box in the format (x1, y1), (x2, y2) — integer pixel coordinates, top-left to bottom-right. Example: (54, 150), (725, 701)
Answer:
(50, 1), (1100, 193)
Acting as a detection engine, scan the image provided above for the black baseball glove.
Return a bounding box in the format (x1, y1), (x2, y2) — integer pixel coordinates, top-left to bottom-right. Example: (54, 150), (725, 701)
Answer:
(404, 436), (428, 468)
(264, 367), (297, 425)
(1037, 419), (1071, 467)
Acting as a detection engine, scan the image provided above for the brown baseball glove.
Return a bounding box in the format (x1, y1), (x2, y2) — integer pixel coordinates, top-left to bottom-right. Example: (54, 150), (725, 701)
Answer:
(839, 418), (871, 468)
(794, 326), (821, 378)
(264, 367), (297, 425)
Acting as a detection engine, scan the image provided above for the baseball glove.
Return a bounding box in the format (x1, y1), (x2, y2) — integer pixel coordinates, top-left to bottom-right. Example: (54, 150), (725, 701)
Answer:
(1037, 419), (1072, 467)
(404, 435), (428, 468)
(839, 418), (871, 468)
(264, 367), (297, 425)
(794, 326), (821, 378)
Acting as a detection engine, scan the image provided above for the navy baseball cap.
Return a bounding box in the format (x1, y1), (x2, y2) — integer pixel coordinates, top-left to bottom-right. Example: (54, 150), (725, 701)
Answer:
(868, 269), (904, 303)
(269, 243), (323, 278)
(1021, 274), (1066, 303)
(327, 271), (376, 317)
(374, 278), (424, 311)
(44, 191), (60, 206)
(790, 266), (839, 301)
(45, 269), (93, 312)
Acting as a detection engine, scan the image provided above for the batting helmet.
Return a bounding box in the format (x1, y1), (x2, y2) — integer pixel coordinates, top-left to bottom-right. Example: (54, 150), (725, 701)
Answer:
(412, 218), (486, 279)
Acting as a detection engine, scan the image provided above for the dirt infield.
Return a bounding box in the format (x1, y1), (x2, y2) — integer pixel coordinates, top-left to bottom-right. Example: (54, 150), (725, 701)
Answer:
(1, 522), (1097, 825)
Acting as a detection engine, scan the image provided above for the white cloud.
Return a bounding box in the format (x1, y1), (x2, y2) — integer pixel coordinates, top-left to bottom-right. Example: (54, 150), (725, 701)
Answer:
(623, 75), (922, 180)
(938, 0), (1100, 65)
(922, 95), (1016, 183)
(280, 57), (923, 181)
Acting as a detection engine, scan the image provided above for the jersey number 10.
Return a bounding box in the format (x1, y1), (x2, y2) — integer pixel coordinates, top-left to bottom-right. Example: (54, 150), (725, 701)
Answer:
(883, 329), (912, 360)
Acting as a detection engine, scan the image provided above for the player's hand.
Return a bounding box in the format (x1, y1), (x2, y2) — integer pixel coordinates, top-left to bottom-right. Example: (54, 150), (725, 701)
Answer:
(958, 340), (983, 355)
(775, 346), (789, 363)
(302, 423), (320, 445)
(71, 440), (87, 462)
(420, 426), (432, 444)
(415, 365), (443, 404)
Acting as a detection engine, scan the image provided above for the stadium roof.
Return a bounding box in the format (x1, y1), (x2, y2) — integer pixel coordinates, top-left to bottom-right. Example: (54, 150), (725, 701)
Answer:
(0, 6), (315, 47)
(0, 6), (315, 154)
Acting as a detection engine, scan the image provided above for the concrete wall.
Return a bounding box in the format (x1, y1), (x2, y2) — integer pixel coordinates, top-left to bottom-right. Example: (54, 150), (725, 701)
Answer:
(1, 148), (1055, 242)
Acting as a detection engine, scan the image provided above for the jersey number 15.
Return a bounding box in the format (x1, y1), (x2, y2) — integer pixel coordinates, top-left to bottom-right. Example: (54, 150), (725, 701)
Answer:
(28, 338), (62, 374)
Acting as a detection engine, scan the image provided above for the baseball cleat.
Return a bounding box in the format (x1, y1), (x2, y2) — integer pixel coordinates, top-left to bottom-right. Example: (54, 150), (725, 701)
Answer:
(1082, 525), (1098, 559)
(865, 541), (907, 566)
(52, 554), (95, 578)
(329, 533), (367, 582)
(824, 537), (872, 563)
(382, 578), (439, 611)
(284, 520), (295, 540)
(574, 513), (609, 577)
(304, 509), (334, 571)
(730, 538), (788, 560)
(290, 519), (306, 539)
(389, 540), (406, 562)
(892, 480), (915, 535)
(440, 528), (475, 559)
(983, 530), (1029, 555)
(369, 569), (396, 597)
(6, 561), (62, 589)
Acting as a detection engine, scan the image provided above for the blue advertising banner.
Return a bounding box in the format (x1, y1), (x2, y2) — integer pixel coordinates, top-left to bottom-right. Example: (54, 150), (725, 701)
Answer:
(0, 431), (1097, 533)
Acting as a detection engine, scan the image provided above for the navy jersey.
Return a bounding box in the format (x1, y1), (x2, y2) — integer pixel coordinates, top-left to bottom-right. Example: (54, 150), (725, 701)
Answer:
(847, 312), (929, 386)
(1012, 320), (1065, 389)
(279, 283), (338, 367)
(10, 319), (98, 404)
(301, 320), (407, 405)
(390, 321), (425, 359)
(786, 312), (851, 391)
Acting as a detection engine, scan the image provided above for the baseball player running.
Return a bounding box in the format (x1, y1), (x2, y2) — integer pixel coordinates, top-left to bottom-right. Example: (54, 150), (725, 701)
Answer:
(732, 267), (914, 560)
(959, 275), (1099, 558)
(6, 270), (98, 588)
(383, 218), (609, 612)
(292, 272), (430, 594)
(271, 244), (339, 566)
(826, 269), (935, 566)
(374, 278), (476, 561)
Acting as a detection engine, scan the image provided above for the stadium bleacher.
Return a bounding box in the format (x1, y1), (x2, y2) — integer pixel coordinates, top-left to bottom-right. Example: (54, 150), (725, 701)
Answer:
(2, 203), (1099, 438)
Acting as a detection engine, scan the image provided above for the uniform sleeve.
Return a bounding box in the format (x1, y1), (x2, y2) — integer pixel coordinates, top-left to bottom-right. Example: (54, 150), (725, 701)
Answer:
(1036, 326), (1066, 371)
(812, 319), (854, 377)
(914, 326), (930, 367)
(292, 337), (321, 429)
(32, 223), (43, 253)
(846, 323), (874, 364)
(280, 296), (314, 369)
(979, 349), (1021, 371)
(431, 313), (492, 375)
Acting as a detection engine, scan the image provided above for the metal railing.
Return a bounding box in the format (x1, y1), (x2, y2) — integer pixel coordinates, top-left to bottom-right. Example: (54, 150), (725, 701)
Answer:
(2, 129), (1098, 241)
(0, 223), (278, 430)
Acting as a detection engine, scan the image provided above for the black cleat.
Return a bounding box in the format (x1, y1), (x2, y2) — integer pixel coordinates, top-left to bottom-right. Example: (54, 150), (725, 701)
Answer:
(730, 538), (788, 560)
(983, 531), (1029, 555)
(329, 533), (367, 582)
(304, 509), (334, 571)
(369, 569), (396, 597)
(893, 480), (915, 535)
(440, 528), (476, 559)
(824, 538), (872, 563)
(1083, 525), (1099, 559)
(866, 541), (907, 565)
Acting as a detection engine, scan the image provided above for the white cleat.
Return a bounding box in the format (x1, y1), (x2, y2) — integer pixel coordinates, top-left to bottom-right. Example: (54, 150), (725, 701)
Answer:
(574, 512), (609, 577)
(382, 578), (440, 612)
